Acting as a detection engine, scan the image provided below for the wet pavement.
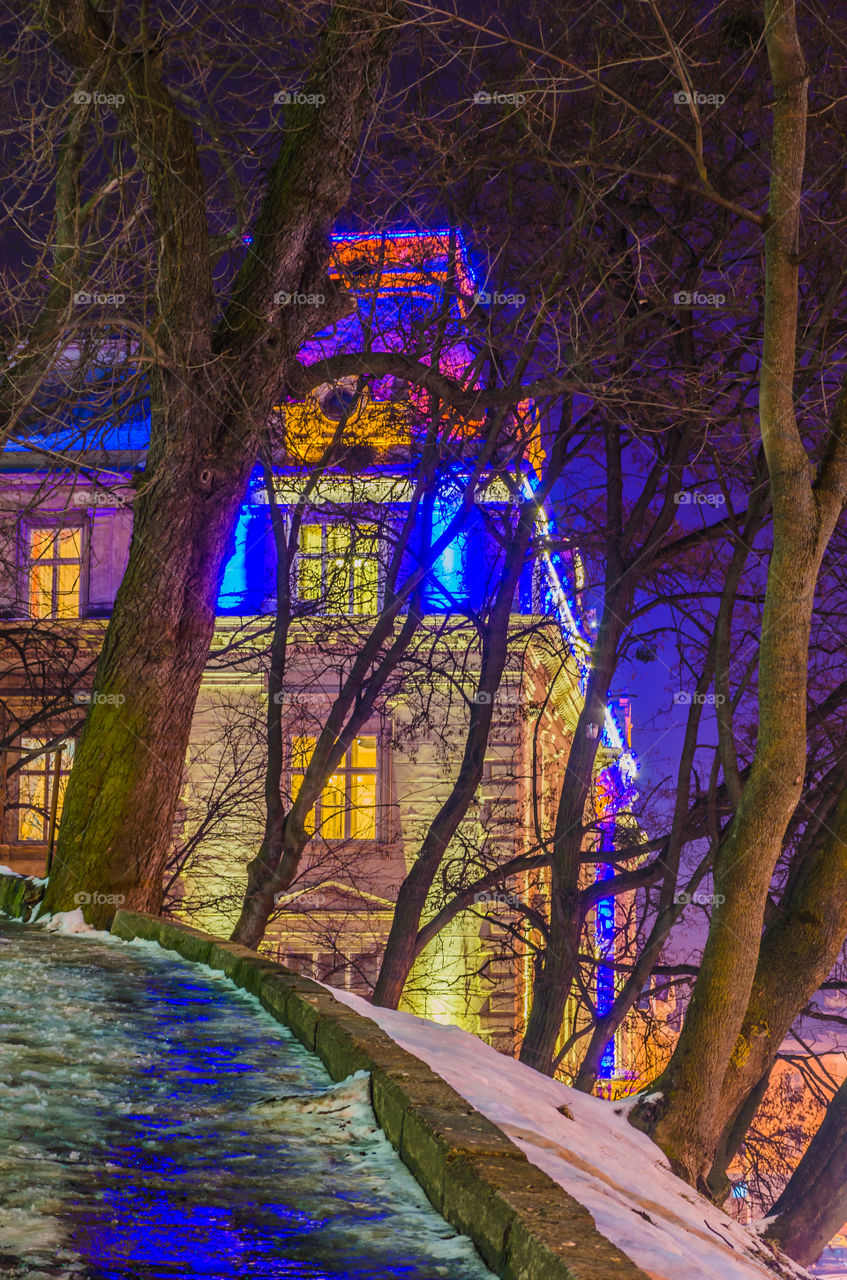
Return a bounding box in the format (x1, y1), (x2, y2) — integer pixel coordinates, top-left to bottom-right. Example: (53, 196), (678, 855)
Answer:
(0, 920), (494, 1280)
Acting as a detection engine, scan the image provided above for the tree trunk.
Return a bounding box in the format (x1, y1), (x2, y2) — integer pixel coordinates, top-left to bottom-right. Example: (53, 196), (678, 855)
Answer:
(764, 1076), (847, 1266)
(628, 0), (845, 1185)
(574, 497), (767, 1096)
(229, 466), (297, 949)
(517, 409), (690, 1076)
(700, 775), (847, 1190)
(519, 919), (581, 1073)
(42, 424), (258, 927)
(37, 0), (400, 925)
(372, 498), (539, 1007)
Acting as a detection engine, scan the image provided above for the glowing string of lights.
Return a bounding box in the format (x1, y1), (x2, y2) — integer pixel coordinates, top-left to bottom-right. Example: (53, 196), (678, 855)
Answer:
(520, 475), (638, 795)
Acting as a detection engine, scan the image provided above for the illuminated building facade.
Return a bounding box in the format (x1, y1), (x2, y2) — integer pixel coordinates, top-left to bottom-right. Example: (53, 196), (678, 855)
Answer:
(0, 229), (638, 1073)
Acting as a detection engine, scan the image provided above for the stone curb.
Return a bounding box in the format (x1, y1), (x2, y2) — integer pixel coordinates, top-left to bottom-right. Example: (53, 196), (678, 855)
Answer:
(111, 909), (650, 1280)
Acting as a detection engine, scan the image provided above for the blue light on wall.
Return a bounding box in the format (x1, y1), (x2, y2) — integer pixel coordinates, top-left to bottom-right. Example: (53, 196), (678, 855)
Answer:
(418, 480), (491, 612)
(596, 820), (617, 1078)
(431, 491), (466, 602)
(217, 504), (269, 614)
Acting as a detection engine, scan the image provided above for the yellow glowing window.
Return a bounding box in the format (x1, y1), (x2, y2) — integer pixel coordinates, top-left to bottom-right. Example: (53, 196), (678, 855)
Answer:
(289, 734), (377, 840)
(28, 526), (82, 619)
(16, 738), (74, 843)
(296, 522), (379, 615)
(298, 524), (323, 602)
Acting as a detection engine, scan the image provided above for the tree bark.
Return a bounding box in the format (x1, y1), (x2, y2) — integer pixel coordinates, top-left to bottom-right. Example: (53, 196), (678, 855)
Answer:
(42, 426), (258, 925)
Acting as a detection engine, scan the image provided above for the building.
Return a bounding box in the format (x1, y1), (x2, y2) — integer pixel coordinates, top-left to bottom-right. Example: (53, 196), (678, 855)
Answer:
(0, 229), (638, 1072)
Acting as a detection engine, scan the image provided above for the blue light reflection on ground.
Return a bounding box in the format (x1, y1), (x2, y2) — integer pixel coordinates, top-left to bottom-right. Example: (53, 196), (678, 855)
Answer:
(0, 921), (493, 1280)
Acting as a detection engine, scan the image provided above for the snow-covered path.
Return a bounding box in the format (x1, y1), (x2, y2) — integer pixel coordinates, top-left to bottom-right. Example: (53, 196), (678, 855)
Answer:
(0, 920), (494, 1280)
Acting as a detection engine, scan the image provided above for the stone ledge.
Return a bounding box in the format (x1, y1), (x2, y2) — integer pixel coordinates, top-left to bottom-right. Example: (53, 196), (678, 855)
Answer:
(0, 870), (44, 920)
(110, 909), (650, 1280)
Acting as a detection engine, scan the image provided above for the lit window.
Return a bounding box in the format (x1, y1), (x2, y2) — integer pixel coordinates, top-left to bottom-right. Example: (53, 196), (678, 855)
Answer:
(290, 734), (377, 840)
(297, 522), (379, 615)
(16, 738), (74, 843)
(28, 526), (82, 619)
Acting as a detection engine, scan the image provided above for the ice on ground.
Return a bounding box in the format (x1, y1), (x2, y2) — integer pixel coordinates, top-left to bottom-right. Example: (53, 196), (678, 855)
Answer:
(0, 920), (496, 1280)
(0, 1208), (63, 1254)
(250, 1067), (379, 1137)
(329, 986), (813, 1280)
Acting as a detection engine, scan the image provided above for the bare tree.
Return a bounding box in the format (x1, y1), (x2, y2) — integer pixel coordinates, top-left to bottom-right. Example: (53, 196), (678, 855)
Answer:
(4, 0), (404, 924)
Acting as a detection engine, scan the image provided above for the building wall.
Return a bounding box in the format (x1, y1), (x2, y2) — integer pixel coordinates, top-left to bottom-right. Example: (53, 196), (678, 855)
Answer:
(0, 468), (642, 1077)
(169, 617), (582, 1052)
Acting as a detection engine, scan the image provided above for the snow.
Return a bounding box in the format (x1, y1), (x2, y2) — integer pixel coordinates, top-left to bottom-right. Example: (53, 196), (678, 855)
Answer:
(8, 915), (812, 1280)
(38, 908), (111, 938)
(41, 907), (94, 934)
(329, 988), (813, 1280)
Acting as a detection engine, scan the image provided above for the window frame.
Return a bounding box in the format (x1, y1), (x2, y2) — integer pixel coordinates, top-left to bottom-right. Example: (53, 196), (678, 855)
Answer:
(287, 731), (380, 842)
(21, 516), (88, 620)
(294, 517), (382, 616)
(11, 736), (75, 845)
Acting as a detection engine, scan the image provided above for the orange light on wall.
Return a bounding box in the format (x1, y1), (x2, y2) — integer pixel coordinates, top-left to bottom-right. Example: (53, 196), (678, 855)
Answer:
(282, 395), (413, 462)
(283, 230), (517, 459)
(330, 230), (477, 306)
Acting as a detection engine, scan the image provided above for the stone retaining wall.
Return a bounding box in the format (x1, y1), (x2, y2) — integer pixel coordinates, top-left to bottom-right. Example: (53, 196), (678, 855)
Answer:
(111, 909), (649, 1280)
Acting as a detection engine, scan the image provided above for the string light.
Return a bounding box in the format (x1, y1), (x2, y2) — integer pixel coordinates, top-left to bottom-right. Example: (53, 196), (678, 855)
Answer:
(520, 475), (639, 798)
